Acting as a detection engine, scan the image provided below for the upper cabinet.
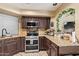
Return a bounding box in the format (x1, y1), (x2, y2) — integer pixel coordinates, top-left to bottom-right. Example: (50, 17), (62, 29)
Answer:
(21, 16), (50, 29)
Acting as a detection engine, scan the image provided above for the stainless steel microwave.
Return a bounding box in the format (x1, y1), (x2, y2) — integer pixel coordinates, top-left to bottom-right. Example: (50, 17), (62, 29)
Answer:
(26, 21), (39, 27)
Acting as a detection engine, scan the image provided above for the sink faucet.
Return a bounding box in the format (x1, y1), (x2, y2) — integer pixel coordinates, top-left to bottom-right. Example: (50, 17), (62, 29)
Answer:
(2, 28), (9, 37)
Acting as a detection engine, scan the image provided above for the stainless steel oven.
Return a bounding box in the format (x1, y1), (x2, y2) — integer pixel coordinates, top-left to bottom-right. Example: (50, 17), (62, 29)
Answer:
(25, 36), (39, 52)
(26, 40), (38, 45)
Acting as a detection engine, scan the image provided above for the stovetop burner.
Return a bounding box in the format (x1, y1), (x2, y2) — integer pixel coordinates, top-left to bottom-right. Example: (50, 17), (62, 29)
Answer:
(27, 32), (38, 36)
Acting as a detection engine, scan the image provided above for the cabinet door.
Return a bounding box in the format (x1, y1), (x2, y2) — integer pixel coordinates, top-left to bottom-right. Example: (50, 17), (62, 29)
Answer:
(44, 37), (51, 49)
(20, 37), (25, 52)
(0, 40), (3, 56)
(39, 18), (50, 29)
(51, 46), (56, 56)
(46, 46), (51, 56)
(44, 37), (51, 56)
(50, 44), (58, 56)
(46, 39), (51, 56)
(21, 17), (26, 28)
(39, 37), (44, 50)
(4, 39), (17, 56)
(39, 37), (47, 50)
(16, 37), (21, 52)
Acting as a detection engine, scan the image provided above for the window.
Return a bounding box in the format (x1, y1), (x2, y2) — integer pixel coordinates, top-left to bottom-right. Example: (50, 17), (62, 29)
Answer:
(0, 13), (19, 36)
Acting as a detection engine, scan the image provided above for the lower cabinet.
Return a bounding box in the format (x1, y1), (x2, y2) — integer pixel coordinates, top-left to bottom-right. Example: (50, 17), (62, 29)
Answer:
(39, 36), (58, 56)
(0, 37), (25, 56)
(50, 44), (58, 56)
(46, 46), (51, 56)
(4, 38), (17, 56)
(0, 36), (58, 56)
(16, 37), (21, 52)
(0, 46), (2, 56)
(20, 37), (25, 52)
(44, 37), (51, 56)
(39, 37), (46, 50)
(0, 40), (3, 56)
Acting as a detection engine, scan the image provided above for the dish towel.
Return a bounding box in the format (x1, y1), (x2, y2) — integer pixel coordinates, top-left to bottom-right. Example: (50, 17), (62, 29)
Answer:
(71, 31), (77, 43)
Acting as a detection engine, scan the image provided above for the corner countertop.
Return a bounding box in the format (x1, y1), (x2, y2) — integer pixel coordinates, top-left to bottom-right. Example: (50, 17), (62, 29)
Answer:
(39, 35), (79, 47)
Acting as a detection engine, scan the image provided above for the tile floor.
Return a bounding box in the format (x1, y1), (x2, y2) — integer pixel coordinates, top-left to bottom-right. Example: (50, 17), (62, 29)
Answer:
(13, 51), (48, 56)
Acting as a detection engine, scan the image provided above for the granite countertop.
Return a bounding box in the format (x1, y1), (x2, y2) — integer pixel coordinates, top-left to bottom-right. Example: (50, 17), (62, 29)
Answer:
(39, 34), (79, 47)
(0, 35), (25, 40)
(0, 34), (79, 47)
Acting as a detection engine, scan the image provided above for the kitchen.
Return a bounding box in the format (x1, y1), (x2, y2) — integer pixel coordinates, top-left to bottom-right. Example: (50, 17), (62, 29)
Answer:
(0, 3), (79, 56)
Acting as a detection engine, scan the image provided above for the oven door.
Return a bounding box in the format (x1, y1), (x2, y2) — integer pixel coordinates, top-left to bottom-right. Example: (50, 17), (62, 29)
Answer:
(26, 40), (38, 45)
(33, 40), (38, 44)
(26, 40), (30, 45)
(26, 45), (38, 50)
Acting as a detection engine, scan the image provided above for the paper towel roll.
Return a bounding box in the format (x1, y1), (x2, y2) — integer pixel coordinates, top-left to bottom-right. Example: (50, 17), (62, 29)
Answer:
(71, 31), (77, 43)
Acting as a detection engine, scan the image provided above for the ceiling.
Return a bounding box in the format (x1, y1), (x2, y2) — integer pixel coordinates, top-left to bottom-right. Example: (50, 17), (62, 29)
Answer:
(0, 3), (62, 11)
(0, 3), (62, 16)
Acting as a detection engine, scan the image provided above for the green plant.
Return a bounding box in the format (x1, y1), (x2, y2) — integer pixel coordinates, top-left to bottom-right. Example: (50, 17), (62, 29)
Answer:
(56, 8), (75, 32)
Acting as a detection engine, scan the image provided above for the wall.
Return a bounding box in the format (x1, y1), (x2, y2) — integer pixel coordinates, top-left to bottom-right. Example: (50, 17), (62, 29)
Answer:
(0, 13), (19, 36)
(53, 3), (79, 40)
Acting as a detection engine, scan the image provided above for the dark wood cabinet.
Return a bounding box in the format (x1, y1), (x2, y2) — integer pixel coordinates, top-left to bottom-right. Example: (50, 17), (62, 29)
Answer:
(50, 43), (58, 56)
(0, 37), (25, 56)
(21, 16), (50, 29)
(39, 36), (46, 50)
(44, 37), (58, 56)
(39, 19), (50, 29)
(0, 40), (3, 56)
(21, 17), (27, 28)
(16, 37), (21, 52)
(4, 38), (17, 56)
(20, 37), (25, 52)
(39, 36), (51, 56)
(39, 36), (58, 56)
(44, 37), (51, 56)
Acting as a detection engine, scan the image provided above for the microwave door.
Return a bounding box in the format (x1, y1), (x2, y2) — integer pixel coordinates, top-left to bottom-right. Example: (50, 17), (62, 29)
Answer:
(27, 22), (36, 26)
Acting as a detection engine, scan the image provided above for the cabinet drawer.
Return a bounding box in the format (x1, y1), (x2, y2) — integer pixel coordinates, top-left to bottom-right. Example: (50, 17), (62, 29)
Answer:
(4, 39), (16, 44)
